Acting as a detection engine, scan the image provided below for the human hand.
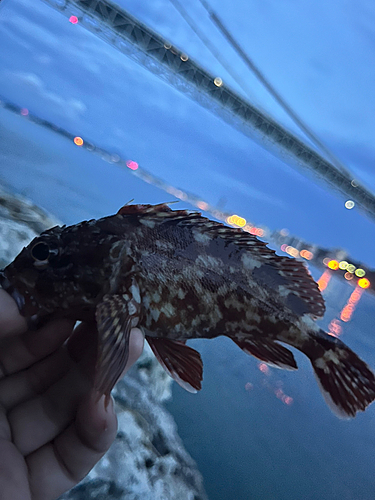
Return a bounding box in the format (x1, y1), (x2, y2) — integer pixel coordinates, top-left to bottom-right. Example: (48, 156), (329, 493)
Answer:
(0, 289), (144, 500)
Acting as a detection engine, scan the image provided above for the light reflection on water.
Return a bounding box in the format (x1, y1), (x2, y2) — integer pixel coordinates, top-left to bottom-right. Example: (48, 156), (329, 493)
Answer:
(166, 279), (375, 500)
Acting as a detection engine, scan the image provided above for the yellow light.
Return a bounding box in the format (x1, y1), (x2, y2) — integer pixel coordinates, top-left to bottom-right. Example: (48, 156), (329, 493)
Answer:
(358, 278), (370, 289)
(355, 268), (366, 277)
(345, 200), (355, 209)
(74, 136), (83, 146)
(214, 77), (223, 87)
(286, 246), (299, 257)
(227, 214), (246, 227)
(339, 260), (348, 270)
(346, 264), (356, 273)
(328, 260), (339, 270)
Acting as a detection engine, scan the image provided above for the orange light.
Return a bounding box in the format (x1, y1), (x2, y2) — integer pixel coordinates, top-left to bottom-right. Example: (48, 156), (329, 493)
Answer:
(340, 286), (364, 322)
(358, 278), (370, 289)
(327, 260), (339, 270)
(317, 269), (332, 292)
(300, 249), (313, 260)
(73, 136), (83, 146)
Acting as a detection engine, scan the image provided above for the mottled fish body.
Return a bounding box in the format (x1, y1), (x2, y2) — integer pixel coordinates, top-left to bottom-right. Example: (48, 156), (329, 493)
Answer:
(1, 203), (374, 418)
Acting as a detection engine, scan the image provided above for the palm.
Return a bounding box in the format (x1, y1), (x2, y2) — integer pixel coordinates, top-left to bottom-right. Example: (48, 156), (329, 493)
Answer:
(0, 290), (143, 500)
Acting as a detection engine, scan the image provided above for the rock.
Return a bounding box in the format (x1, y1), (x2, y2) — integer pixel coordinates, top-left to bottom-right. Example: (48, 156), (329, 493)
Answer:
(0, 186), (208, 500)
(61, 354), (207, 500)
(0, 185), (59, 268)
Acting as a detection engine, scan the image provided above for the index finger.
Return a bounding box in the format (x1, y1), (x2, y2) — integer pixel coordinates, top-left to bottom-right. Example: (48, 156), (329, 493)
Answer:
(0, 289), (27, 337)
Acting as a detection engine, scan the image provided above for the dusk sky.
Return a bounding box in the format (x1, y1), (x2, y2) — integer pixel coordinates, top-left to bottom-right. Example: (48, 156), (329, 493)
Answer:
(0, 0), (374, 266)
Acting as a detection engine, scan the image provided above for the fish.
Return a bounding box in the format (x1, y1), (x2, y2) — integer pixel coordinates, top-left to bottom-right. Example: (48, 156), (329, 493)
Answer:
(0, 202), (374, 418)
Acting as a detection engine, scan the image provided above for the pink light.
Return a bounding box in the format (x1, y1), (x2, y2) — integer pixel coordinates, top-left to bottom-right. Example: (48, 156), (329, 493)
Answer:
(275, 388), (284, 399)
(283, 396), (293, 405)
(126, 160), (139, 171)
(69, 16), (79, 24)
(258, 363), (270, 375)
(20, 108), (29, 116)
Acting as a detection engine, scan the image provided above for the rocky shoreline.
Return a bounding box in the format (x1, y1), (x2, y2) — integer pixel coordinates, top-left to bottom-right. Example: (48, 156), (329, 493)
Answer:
(0, 187), (208, 500)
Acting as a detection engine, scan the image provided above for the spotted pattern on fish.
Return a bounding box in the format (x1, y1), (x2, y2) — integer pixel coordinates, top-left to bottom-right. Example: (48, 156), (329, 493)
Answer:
(1, 202), (375, 418)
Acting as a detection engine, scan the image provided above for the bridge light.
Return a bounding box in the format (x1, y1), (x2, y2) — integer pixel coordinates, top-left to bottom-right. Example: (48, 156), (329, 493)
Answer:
(73, 136), (83, 146)
(327, 260), (339, 270)
(344, 200), (355, 209)
(226, 214), (246, 227)
(358, 278), (370, 289)
(126, 160), (138, 170)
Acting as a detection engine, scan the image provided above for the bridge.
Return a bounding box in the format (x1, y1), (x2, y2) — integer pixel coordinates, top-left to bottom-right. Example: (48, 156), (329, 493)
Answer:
(36, 0), (375, 222)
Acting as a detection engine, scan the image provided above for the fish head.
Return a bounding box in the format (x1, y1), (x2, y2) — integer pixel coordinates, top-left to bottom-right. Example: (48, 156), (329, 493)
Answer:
(0, 219), (125, 321)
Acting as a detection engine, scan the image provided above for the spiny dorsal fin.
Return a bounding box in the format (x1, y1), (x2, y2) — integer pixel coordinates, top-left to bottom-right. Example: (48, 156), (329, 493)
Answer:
(117, 204), (325, 317)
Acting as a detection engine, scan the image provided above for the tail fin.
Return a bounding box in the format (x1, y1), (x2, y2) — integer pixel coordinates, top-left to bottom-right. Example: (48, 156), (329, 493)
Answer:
(307, 330), (375, 418)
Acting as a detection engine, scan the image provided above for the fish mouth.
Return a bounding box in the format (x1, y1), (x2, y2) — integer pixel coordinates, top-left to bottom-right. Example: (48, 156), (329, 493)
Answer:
(0, 270), (25, 313)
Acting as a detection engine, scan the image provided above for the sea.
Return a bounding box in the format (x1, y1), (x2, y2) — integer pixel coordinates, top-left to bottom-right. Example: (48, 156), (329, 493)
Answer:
(1, 107), (375, 500)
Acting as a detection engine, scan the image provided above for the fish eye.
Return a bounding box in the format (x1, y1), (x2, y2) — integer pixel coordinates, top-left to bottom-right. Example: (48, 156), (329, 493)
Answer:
(31, 241), (51, 262)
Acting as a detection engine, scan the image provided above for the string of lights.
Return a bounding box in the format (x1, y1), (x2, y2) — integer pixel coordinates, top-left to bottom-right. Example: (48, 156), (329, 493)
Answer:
(167, 0), (257, 102)
(1, 93), (372, 300)
(39, 0), (375, 224)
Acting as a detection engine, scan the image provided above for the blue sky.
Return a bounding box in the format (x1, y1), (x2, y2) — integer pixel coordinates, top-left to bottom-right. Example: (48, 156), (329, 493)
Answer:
(0, 0), (374, 266)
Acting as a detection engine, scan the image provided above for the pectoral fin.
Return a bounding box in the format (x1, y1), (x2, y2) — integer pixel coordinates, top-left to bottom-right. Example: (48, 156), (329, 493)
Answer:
(95, 292), (140, 395)
(146, 337), (203, 393)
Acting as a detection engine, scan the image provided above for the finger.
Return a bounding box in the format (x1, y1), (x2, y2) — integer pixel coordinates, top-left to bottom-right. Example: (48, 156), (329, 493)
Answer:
(8, 359), (90, 456)
(0, 440), (32, 500)
(8, 329), (144, 456)
(0, 289), (27, 337)
(67, 324), (144, 380)
(0, 348), (72, 411)
(26, 391), (117, 500)
(121, 328), (144, 376)
(0, 318), (74, 378)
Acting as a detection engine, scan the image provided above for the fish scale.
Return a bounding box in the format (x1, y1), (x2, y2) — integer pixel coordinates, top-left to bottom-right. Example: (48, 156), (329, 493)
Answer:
(0, 202), (374, 418)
